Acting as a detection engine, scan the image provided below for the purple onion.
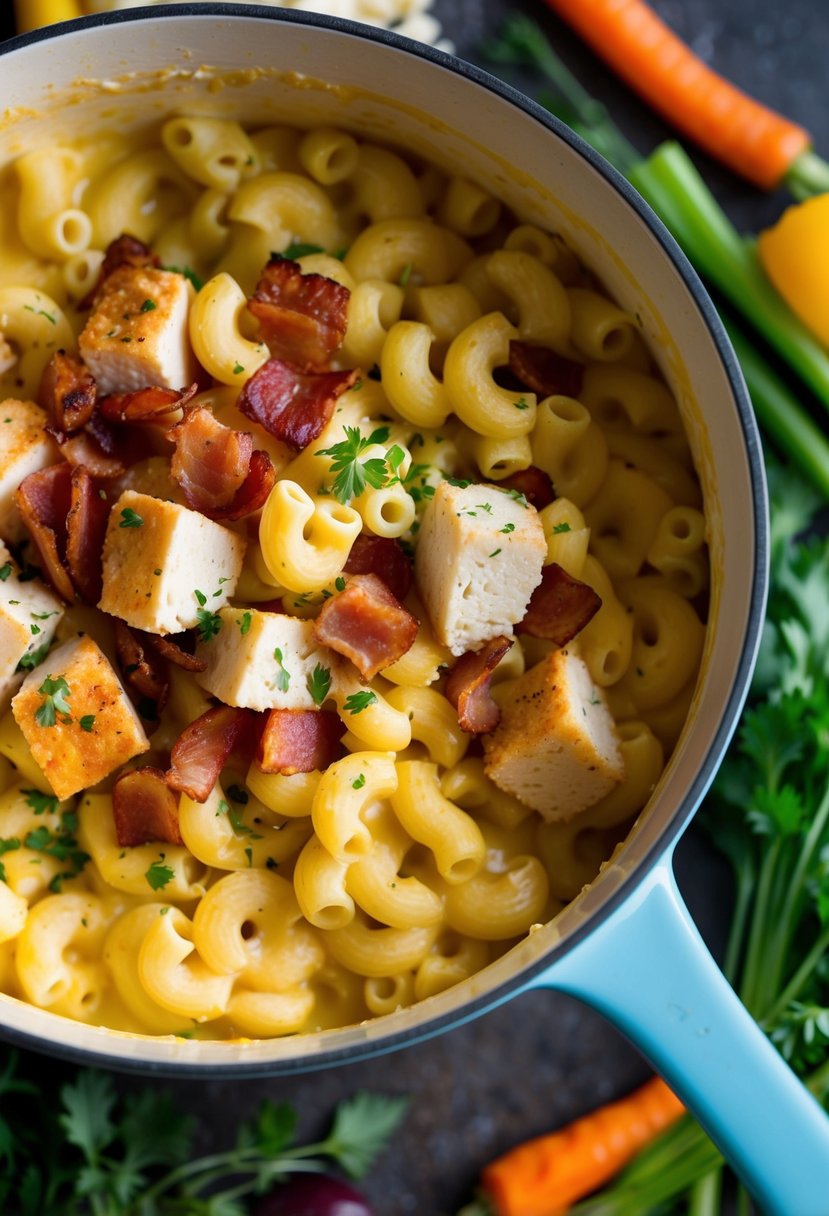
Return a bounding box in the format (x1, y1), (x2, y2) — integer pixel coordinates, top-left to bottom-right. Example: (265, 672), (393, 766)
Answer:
(253, 1173), (373, 1216)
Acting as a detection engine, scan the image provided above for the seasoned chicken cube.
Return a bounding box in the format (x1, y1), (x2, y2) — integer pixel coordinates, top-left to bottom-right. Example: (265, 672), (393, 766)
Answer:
(11, 635), (149, 800)
(0, 542), (64, 702)
(78, 266), (197, 394)
(415, 480), (545, 656)
(98, 490), (245, 635)
(195, 607), (338, 712)
(483, 648), (623, 821)
(0, 399), (59, 542)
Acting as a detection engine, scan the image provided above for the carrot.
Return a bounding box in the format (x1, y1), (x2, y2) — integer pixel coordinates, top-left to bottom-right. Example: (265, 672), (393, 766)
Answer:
(542, 0), (811, 190)
(480, 1075), (685, 1216)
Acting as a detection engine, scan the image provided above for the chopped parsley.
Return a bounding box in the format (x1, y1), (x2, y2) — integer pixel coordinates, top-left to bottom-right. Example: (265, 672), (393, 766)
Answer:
(500, 522), (516, 534)
(233, 362), (244, 375)
(307, 663), (332, 707)
(119, 507), (144, 528)
(514, 396), (530, 410)
(194, 589), (207, 607)
(273, 648), (291, 693)
(489, 548), (502, 558)
(23, 304), (56, 324)
(238, 611), (252, 636)
(552, 521), (572, 534)
(140, 299), (157, 312)
(34, 675), (72, 728)
(145, 856), (175, 891)
(335, 575), (347, 592)
(0, 562), (11, 581)
(16, 640), (51, 673)
(281, 241), (326, 259)
(502, 487), (529, 509)
(196, 608), (222, 643)
(23, 789), (58, 816)
(25, 810), (89, 891)
(317, 425), (391, 504)
(164, 264), (204, 291)
(79, 715), (96, 733)
(343, 690), (378, 715)
(352, 773), (366, 790)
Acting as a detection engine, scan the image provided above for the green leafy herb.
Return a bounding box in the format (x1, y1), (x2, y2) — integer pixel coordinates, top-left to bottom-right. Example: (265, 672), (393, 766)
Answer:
(140, 299), (157, 312)
(23, 788), (58, 816)
(0, 837), (21, 883)
(165, 264), (204, 291)
(500, 522), (515, 534)
(282, 241), (326, 259)
(34, 676), (72, 728)
(239, 610), (253, 636)
(307, 663), (332, 706)
(489, 549), (502, 558)
(502, 487), (529, 509)
(514, 396), (530, 410)
(119, 507), (143, 529)
(17, 640), (51, 674)
(352, 774), (366, 790)
(195, 594), (223, 643)
(25, 812), (89, 891)
(399, 262), (413, 287)
(79, 715), (95, 733)
(553, 521), (572, 534)
(273, 647), (291, 693)
(343, 690), (378, 715)
(23, 303), (56, 324)
(0, 562), (11, 581)
(317, 425), (392, 503)
(335, 575), (347, 592)
(233, 362), (244, 375)
(145, 856), (175, 891)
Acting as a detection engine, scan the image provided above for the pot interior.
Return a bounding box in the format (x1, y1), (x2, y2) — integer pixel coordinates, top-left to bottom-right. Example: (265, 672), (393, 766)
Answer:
(0, 8), (765, 1072)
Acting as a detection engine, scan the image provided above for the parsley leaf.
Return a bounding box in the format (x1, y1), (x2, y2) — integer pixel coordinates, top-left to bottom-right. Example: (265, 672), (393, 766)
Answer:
(239, 610), (252, 635)
(319, 1091), (409, 1179)
(307, 663), (332, 706)
(273, 647), (291, 692)
(22, 788), (58, 816)
(317, 425), (392, 503)
(34, 676), (71, 728)
(0, 561), (11, 581)
(145, 857), (175, 890)
(343, 690), (378, 715)
(118, 507), (143, 528)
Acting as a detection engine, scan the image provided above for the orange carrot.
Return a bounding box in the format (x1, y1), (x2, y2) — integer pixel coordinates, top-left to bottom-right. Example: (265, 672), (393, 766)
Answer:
(481, 1075), (685, 1216)
(543, 0), (811, 190)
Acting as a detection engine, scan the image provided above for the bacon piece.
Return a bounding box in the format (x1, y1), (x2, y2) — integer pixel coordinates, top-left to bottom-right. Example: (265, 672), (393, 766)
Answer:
(313, 573), (418, 680)
(100, 382), (198, 425)
(445, 635), (513, 735)
(499, 466), (555, 510)
(168, 405), (276, 521)
(167, 705), (253, 802)
(257, 708), (344, 775)
(517, 562), (602, 645)
(65, 465), (110, 604)
(344, 534), (413, 602)
(39, 350), (97, 433)
(80, 233), (161, 309)
(15, 463), (75, 601)
(237, 358), (360, 452)
(249, 256), (350, 373)
(113, 767), (183, 848)
(146, 632), (206, 673)
(57, 413), (131, 478)
(509, 340), (584, 399)
(114, 621), (170, 731)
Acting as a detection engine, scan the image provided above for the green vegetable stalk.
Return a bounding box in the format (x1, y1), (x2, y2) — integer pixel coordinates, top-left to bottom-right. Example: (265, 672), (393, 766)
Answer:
(481, 14), (829, 500)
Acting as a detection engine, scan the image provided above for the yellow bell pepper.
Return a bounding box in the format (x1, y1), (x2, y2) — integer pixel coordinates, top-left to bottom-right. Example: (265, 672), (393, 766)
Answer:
(14, 0), (84, 33)
(757, 194), (829, 348)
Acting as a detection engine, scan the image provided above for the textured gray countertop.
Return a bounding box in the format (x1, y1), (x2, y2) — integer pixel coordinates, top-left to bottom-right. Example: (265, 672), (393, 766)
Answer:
(1, 3), (827, 1213)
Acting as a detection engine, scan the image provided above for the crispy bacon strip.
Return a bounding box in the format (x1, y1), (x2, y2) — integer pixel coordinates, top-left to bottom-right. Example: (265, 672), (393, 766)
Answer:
(344, 534), (413, 602)
(509, 340), (584, 399)
(168, 405), (276, 520)
(146, 632), (207, 673)
(114, 621), (170, 732)
(100, 382), (198, 425)
(257, 708), (344, 775)
(249, 256), (350, 373)
(313, 573), (418, 680)
(39, 350), (97, 433)
(499, 466), (555, 510)
(113, 767), (183, 848)
(80, 233), (160, 309)
(65, 465), (110, 604)
(15, 463), (75, 601)
(517, 563), (602, 645)
(237, 357), (360, 452)
(167, 705), (253, 803)
(57, 413), (131, 479)
(445, 635), (513, 735)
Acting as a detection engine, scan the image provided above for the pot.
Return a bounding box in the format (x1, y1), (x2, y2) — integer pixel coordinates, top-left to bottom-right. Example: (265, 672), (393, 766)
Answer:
(1, 8), (827, 1212)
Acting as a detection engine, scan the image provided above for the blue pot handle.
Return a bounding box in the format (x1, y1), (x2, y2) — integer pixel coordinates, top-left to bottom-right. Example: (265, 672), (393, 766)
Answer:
(527, 850), (829, 1215)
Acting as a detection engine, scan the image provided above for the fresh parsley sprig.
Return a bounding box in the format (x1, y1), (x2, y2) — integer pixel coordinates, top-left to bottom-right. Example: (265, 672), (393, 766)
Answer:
(34, 676), (72, 728)
(317, 425), (392, 504)
(0, 1052), (408, 1215)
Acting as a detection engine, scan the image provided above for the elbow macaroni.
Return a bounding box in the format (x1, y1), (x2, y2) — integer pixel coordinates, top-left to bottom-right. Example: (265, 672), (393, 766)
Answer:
(0, 114), (710, 1041)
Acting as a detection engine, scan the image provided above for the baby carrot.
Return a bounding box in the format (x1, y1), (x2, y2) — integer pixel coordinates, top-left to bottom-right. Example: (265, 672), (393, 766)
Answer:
(542, 0), (811, 190)
(481, 1075), (685, 1216)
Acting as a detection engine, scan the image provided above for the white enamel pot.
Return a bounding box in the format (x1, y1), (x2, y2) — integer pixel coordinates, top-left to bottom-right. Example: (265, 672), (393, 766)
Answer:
(1, 8), (828, 1213)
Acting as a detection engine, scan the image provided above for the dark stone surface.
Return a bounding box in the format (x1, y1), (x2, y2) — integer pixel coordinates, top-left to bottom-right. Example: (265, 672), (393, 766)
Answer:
(1, 3), (827, 1213)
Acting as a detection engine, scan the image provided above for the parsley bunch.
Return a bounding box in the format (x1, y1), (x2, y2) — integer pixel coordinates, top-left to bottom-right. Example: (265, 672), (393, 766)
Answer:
(317, 426), (396, 504)
(569, 463), (829, 1215)
(0, 1053), (407, 1216)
